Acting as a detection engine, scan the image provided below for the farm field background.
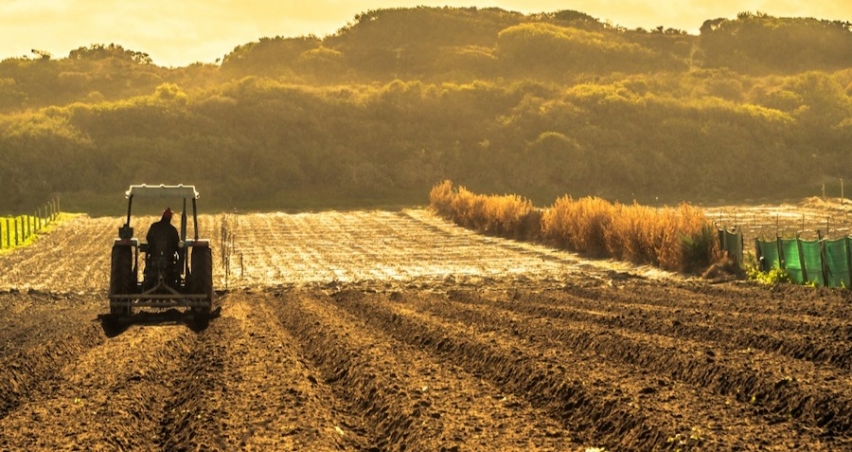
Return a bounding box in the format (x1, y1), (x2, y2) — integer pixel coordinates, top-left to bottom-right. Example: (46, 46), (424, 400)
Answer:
(0, 206), (850, 450)
(705, 197), (852, 243)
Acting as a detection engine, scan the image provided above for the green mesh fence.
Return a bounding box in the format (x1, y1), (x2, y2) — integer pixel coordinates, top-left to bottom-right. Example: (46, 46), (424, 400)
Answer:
(718, 228), (743, 266)
(758, 240), (780, 272)
(799, 240), (823, 286)
(757, 236), (852, 289)
(824, 239), (851, 288)
(780, 239), (804, 284)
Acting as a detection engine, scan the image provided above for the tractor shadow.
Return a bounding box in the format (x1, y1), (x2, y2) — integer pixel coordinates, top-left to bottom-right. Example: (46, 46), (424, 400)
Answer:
(98, 307), (222, 337)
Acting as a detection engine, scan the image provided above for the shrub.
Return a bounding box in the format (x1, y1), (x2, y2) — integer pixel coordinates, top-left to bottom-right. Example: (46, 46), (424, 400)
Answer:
(541, 196), (614, 257)
(429, 180), (540, 239)
(747, 265), (791, 285)
(430, 180), (718, 273)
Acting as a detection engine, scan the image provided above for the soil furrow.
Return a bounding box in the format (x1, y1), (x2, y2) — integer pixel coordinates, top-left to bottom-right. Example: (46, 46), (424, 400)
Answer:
(159, 292), (358, 451)
(441, 289), (852, 442)
(560, 279), (852, 319)
(157, 316), (236, 451)
(0, 291), (102, 354)
(330, 290), (800, 451)
(472, 287), (852, 371)
(0, 319), (198, 451)
(535, 282), (851, 338)
(0, 304), (106, 420)
(275, 290), (427, 450)
(274, 290), (578, 451)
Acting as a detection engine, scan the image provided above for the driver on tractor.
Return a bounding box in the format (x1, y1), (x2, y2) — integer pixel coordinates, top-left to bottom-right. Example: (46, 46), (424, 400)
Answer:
(145, 207), (181, 289)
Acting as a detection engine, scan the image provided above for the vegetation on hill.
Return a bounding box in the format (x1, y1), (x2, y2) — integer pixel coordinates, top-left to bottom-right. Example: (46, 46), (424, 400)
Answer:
(0, 7), (851, 215)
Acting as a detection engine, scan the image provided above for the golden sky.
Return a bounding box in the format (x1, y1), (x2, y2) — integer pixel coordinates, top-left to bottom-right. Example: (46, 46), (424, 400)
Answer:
(1, 0), (850, 67)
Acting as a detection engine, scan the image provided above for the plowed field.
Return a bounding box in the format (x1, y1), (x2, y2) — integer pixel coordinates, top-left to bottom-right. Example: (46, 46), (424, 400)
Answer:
(0, 209), (850, 451)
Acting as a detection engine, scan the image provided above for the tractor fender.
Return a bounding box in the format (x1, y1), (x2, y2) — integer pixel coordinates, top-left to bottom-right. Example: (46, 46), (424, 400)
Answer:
(113, 238), (139, 247)
(185, 239), (210, 248)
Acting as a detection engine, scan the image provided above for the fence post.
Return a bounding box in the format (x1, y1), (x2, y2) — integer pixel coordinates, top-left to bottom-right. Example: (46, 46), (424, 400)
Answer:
(796, 238), (809, 284)
(845, 237), (852, 289)
(818, 232), (829, 287)
(754, 238), (764, 271)
(739, 230), (745, 267)
(5, 218), (9, 248)
(14, 218), (18, 246)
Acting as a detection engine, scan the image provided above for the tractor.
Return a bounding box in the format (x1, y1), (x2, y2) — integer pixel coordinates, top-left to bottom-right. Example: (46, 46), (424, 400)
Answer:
(108, 184), (215, 324)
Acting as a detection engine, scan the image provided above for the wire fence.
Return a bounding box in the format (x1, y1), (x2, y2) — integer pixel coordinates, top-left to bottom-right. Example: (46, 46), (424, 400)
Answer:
(0, 197), (61, 249)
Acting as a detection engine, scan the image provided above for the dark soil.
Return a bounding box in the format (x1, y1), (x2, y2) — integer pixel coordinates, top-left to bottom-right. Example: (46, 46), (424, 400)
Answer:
(1, 209), (850, 450)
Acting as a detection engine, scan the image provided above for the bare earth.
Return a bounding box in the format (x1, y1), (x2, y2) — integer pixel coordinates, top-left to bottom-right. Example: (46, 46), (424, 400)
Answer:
(0, 208), (850, 451)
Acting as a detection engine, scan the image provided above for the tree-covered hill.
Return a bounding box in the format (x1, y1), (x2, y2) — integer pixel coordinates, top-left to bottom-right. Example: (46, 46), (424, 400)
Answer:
(0, 7), (851, 215)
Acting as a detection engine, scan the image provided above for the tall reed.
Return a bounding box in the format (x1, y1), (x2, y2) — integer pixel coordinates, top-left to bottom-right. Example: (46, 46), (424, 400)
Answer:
(429, 180), (719, 273)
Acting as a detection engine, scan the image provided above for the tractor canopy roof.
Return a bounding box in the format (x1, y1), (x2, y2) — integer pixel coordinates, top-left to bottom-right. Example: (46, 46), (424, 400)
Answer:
(126, 184), (199, 199)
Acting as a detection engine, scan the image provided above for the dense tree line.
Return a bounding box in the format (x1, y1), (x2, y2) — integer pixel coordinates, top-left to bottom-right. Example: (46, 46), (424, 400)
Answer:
(0, 7), (851, 214)
(699, 12), (852, 73)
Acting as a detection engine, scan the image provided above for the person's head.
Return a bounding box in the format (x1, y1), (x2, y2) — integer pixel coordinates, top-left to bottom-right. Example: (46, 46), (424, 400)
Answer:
(162, 207), (173, 222)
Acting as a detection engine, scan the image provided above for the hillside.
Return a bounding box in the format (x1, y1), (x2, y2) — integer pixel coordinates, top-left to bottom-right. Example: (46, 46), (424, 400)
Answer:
(1, 7), (851, 214)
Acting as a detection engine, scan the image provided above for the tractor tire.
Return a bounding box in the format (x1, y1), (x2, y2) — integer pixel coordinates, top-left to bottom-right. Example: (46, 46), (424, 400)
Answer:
(109, 245), (134, 316)
(191, 247), (214, 323)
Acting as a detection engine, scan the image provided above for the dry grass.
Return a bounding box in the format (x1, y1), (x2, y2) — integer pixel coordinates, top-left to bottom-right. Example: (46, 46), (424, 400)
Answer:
(430, 180), (719, 273)
(429, 180), (540, 240)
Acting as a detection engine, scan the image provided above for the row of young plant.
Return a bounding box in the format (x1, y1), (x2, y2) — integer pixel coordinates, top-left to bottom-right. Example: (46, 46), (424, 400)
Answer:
(429, 180), (719, 273)
(0, 197), (61, 250)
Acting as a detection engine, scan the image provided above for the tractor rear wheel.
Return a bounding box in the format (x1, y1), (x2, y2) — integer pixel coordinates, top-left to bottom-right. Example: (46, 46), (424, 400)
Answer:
(109, 245), (134, 316)
(191, 247), (214, 325)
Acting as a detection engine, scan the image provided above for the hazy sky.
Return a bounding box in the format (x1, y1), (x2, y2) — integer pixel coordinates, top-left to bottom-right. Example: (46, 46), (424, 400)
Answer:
(2, 1), (850, 67)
